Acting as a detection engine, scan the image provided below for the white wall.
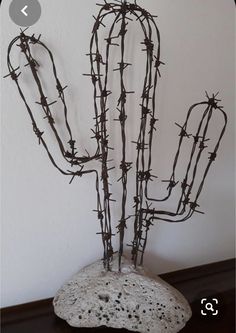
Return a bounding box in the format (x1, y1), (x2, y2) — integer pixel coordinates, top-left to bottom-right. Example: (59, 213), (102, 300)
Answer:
(1, 0), (235, 307)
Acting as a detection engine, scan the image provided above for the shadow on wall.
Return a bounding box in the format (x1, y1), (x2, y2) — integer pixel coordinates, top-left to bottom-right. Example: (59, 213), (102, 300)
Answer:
(123, 249), (183, 275)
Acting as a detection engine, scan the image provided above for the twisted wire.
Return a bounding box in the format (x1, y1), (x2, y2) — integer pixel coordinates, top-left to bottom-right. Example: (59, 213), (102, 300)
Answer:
(5, 1), (227, 270)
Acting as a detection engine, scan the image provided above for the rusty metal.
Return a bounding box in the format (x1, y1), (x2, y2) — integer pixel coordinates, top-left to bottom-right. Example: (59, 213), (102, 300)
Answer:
(5, 1), (227, 271)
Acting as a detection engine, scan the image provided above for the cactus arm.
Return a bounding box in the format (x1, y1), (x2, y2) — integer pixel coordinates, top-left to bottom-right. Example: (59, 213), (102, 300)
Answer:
(144, 100), (226, 218)
(193, 106), (227, 203)
(134, 100), (227, 265)
(144, 102), (208, 202)
(7, 33), (102, 166)
(5, 30), (112, 268)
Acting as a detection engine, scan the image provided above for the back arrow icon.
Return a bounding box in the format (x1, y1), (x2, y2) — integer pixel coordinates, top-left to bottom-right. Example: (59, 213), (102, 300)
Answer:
(21, 5), (28, 17)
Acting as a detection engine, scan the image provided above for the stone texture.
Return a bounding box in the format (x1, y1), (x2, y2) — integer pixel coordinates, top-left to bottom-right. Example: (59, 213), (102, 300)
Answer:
(53, 256), (192, 333)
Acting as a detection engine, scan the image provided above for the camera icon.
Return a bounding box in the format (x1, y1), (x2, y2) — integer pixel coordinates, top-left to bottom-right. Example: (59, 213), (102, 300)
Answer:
(201, 298), (218, 316)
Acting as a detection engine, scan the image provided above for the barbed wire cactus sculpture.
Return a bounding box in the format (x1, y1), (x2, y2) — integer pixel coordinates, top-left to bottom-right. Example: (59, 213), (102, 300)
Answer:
(5, 0), (227, 276)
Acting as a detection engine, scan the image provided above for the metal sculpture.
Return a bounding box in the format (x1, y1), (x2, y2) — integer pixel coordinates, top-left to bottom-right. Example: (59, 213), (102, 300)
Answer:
(5, 0), (227, 272)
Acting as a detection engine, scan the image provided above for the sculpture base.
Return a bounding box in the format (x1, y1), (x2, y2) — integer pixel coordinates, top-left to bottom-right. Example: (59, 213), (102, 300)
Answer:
(53, 256), (192, 333)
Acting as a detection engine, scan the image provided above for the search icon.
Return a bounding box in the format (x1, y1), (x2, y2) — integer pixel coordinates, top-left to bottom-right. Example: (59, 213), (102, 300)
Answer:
(200, 298), (219, 316)
(205, 302), (214, 312)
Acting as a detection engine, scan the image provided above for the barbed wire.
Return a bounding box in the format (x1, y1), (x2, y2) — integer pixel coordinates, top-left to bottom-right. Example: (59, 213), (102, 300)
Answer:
(5, 1), (227, 271)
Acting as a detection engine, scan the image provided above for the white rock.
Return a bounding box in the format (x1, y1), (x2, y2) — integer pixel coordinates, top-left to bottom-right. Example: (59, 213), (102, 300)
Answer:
(53, 256), (192, 333)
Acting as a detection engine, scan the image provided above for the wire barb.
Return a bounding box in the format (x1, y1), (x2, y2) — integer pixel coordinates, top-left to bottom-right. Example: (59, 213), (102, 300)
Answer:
(5, 1), (227, 273)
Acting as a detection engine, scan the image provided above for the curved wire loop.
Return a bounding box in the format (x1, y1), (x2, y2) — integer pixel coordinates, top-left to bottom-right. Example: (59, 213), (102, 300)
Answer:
(5, 1), (227, 270)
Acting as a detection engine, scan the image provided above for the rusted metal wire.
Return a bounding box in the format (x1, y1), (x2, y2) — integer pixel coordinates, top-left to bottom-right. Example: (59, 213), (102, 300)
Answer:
(5, 1), (227, 271)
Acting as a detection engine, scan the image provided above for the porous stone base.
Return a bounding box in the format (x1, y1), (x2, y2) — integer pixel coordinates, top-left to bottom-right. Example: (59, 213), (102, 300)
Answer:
(53, 256), (192, 333)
